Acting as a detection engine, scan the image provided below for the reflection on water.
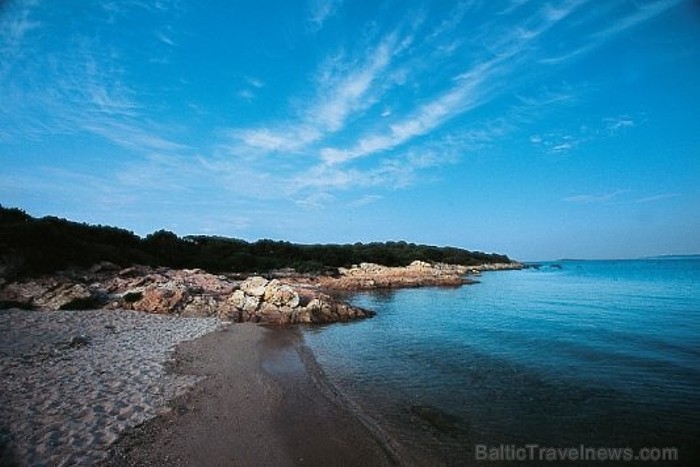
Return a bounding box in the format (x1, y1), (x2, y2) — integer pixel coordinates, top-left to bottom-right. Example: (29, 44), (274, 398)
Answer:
(303, 259), (700, 465)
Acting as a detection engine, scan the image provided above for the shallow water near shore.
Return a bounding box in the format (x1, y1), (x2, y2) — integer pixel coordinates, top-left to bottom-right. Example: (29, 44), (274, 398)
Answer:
(302, 258), (700, 465)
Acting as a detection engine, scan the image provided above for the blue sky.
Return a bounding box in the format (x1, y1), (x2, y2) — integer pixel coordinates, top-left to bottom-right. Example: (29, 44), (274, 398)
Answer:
(1, 0), (699, 261)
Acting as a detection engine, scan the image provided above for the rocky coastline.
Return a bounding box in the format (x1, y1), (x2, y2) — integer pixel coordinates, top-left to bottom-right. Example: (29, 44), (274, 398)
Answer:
(316, 260), (522, 290)
(0, 260), (522, 324)
(0, 259), (522, 465)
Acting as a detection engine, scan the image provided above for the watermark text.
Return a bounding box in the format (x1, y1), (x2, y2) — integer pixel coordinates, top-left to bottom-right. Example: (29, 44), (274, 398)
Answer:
(475, 444), (678, 462)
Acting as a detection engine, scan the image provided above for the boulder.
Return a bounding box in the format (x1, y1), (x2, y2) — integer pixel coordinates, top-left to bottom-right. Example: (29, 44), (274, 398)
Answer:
(267, 284), (300, 308)
(240, 276), (269, 297)
(257, 303), (293, 325)
(0, 281), (101, 310)
(227, 290), (260, 313)
(408, 260), (432, 270)
(181, 294), (219, 317)
(130, 285), (187, 314)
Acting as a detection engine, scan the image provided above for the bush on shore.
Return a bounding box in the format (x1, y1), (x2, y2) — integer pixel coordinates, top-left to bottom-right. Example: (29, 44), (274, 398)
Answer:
(0, 205), (512, 279)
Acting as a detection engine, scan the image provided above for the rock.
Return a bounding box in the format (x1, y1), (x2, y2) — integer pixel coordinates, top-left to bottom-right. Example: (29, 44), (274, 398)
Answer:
(0, 281), (102, 310)
(262, 279), (281, 301)
(292, 307), (312, 324)
(227, 290), (246, 308)
(270, 285), (299, 308)
(261, 279), (302, 309)
(0, 263), (375, 325)
(227, 290), (259, 312)
(257, 303), (293, 325)
(302, 296), (373, 323)
(408, 260), (432, 270)
(240, 276), (268, 297)
(130, 286), (187, 314)
(181, 270), (235, 295)
(317, 260), (474, 290)
(471, 262), (524, 271)
(181, 295), (219, 317)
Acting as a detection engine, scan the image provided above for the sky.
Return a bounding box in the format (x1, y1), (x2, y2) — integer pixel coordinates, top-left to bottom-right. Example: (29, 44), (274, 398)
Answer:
(1, 0), (699, 261)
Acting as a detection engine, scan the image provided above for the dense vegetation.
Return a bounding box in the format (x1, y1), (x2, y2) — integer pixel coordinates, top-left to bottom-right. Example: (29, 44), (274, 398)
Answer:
(0, 205), (512, 279)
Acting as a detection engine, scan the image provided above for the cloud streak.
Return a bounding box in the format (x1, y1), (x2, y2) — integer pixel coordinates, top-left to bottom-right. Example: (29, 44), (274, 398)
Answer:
(228, 31), (402, 155)
(635, 193), (681, 203)
(564, 190), (629, 204)
(1, 0), (689, 234)
(308, 0), (343, 31)
(210, 0), (684, 205)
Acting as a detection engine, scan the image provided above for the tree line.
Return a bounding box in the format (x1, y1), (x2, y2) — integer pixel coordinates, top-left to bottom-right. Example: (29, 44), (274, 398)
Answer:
(0, 205), (513, 279)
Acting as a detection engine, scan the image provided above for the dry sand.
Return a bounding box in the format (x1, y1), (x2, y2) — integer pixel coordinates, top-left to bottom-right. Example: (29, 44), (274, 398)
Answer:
(0, 308), (219, 466)
(108, 324), (395, 466)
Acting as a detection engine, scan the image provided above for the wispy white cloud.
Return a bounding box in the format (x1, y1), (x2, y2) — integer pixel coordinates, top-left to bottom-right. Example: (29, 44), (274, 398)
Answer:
(0, 1), (187, 155)
(247, 77), (265, 88)
(551, 142), (574, 152)
(238, 89), (255, 101)
(0, 3), (40, 44)
(235, 77), (266, 102)
(530, 110), (637, 155)
(2, 0), (688, 233)
(540, 0), (682, 65)
(215, 0), (682, 209)
(604, 115), (635, 133)
(295, 192), (336, 210)
(0, 0), (41, 76)
(308, 0), (343, 31)
(319, 59), (499, 165)
(83, 121), (188, 153)
(348, 195), (382, 208)
(564, 190), (628, 203)
(313, 1), (591, 166)
(590, 0), (682, 42)
(635, 193), (681, 203)
(156, 31), (175, 46)
(310, 41), (394, 134)
(228, 31), (402, 155)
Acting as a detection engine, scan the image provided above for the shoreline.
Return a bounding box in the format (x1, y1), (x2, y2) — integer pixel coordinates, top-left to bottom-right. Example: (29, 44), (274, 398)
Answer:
(108, 323), (396, 466)
(0, 266), (525, 466)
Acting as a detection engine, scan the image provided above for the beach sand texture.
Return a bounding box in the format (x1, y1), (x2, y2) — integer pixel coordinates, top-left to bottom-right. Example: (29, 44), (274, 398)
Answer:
(0, 309), (219, 465)
(108, 325), (394, 466)
(1, 309), (394, 466)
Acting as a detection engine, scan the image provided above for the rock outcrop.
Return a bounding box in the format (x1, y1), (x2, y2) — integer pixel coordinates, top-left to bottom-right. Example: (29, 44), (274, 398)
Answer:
(0, 260), (523, 322)
(0, 265), (373, 324)
(316, 260), (476, 290)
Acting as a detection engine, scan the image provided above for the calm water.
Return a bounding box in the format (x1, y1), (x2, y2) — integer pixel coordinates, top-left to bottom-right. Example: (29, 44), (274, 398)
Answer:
(302, 259), (700, 465)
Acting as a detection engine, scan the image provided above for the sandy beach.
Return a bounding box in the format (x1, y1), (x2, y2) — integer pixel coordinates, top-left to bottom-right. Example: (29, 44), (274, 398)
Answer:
(108, 324), (395, 466)
(0, 308), (395, 466)
(0, 308), (219, 465)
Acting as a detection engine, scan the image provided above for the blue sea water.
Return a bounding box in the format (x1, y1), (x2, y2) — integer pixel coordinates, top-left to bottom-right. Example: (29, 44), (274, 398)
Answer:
(302, 258), (700, 465)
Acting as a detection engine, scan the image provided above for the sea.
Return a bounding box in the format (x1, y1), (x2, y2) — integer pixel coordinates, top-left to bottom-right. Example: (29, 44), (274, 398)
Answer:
(301, 258), (700, 466)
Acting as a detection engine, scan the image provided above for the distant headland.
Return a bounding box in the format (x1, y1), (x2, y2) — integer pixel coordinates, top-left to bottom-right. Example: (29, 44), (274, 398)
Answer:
(0, 205), (520, 324)
(0, 205), (515, 280)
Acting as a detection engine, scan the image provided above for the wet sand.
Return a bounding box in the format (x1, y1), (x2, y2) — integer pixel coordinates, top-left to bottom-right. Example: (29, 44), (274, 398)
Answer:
(108, 324), (396, 466)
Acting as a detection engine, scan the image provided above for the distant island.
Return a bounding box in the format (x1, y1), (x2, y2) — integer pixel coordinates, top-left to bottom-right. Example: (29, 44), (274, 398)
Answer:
(641, 254), (700, 260)
(0, 205), (514, 280)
